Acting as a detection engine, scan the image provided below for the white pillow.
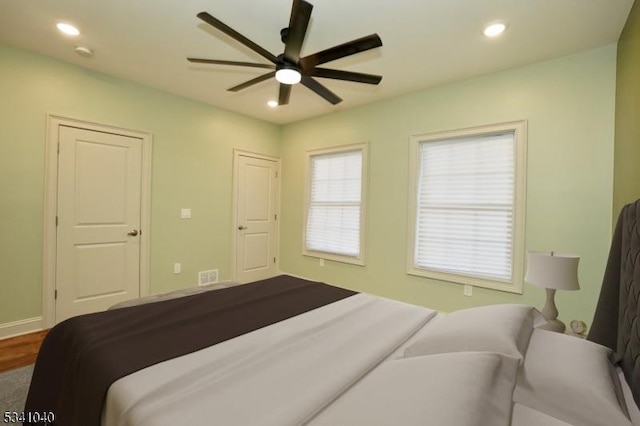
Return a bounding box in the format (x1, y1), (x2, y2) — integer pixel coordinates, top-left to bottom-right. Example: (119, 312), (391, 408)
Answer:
(403, 304), (541, 360)
(618, 368), (640, 426)
(512, 403), (573, 426)
(308, 352), (519, 426)
(514, 329), (632, 426)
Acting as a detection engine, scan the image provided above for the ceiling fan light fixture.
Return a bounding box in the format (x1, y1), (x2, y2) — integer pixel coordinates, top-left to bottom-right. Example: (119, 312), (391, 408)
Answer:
(275, 68), (301, 85)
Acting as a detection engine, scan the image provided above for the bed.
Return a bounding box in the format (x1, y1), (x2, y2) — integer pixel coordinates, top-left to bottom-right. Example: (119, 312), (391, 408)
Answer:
(23, 199), (640, 426)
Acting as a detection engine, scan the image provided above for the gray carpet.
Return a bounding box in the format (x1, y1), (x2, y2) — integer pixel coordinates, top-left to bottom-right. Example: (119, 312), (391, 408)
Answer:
(0, 364), (33, 413)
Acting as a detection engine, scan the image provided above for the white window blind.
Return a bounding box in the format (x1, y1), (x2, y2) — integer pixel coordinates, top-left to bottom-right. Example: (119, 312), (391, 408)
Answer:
(306, 149), (363, 258)
(414, 132), (515, 282)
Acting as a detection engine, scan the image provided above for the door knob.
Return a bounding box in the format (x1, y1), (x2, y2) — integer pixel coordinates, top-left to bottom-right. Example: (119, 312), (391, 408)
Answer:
(238, 225), (247, 230)
(128, 229), (139, 236)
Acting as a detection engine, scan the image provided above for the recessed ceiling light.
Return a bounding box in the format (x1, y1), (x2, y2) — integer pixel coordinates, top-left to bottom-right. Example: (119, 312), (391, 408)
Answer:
(483, 22), (506, 38)
(267, 100), (278, 108)
(56, 22), (80, 36)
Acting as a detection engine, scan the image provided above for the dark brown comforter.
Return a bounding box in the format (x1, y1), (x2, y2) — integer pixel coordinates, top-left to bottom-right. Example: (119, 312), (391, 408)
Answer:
(24, 275), (356, 425)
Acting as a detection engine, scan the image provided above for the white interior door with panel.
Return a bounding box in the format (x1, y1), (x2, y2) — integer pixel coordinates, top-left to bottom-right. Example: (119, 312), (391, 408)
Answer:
(234, 153), (279, 283)
(55, 125), (143, 322)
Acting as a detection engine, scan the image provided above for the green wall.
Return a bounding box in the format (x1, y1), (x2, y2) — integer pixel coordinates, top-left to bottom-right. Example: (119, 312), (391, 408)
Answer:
(279, 45), (617, 326)
(0, 46), (280, 325)
(0, 43), (619, 330)
(613, 0), (640, 217)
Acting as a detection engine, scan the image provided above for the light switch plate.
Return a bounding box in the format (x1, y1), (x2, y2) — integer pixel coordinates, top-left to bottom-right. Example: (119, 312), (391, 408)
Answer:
(180, 208), (191, 219)
(463, 285), (473, 297)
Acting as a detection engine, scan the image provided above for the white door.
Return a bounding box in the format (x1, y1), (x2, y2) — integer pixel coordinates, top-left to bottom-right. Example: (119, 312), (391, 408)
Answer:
(55, 126), (143, 322)
(235, 155), (279, 283)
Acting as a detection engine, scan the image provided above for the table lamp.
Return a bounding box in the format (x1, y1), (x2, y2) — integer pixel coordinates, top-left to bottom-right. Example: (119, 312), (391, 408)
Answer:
(525, 251), (580, 333)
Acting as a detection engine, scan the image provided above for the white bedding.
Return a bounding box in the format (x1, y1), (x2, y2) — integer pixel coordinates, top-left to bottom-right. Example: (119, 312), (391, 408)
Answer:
(100, 294), (636, 426)
(514, 329), (632, 426)
(102, 294), (437, 426)
(308, 352), (520, 426)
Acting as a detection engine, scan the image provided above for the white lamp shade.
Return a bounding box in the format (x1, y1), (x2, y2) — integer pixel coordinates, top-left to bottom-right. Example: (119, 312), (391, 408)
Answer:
(525, 251), (580, 291)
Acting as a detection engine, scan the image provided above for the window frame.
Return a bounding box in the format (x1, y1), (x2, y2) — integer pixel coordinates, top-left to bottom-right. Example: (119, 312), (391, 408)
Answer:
(303, 143), (368, 266)
(406, 121), (527, 293)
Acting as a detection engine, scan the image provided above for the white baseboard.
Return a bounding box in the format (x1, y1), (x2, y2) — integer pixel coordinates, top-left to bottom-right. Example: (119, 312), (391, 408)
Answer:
(221, 280), (244, 287)
(278, 270), (315, 281)
(0, 316), (44, 340)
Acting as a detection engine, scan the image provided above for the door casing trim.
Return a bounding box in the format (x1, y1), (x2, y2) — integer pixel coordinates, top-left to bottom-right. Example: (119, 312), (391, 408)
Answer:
(231, 149), (281, 282)
(42, 114), (153, 327)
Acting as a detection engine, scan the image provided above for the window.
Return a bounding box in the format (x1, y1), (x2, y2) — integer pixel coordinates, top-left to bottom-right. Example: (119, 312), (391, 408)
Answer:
(407, 121), (527, 293)
(304, 143), (368, 265)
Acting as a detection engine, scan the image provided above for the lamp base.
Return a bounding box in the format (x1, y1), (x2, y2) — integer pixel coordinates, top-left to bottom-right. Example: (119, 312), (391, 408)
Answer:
(537, 318), (566, 333)
(537, 288), (566, 333)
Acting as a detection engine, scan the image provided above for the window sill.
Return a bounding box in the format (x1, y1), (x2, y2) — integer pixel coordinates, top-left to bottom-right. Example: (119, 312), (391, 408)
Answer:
(407, 266), (522, 294)
(303, 250), (365, 266)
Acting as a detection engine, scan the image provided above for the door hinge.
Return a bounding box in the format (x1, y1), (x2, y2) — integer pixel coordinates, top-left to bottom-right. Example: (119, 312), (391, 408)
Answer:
(55, 216), (58, 226)
(274, 213), (277, 221)
(275, 171), (278, 178)
(273, 257), (276, 264)
(57, 142), (60, 154)
(54, 289), (58, 300)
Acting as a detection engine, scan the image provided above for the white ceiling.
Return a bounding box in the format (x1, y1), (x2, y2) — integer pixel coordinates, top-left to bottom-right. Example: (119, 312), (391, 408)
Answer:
(0, 0), (634, 124)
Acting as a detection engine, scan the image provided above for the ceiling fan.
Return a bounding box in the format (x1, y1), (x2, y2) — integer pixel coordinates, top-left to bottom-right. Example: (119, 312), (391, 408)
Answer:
(187, 0), (383, 106)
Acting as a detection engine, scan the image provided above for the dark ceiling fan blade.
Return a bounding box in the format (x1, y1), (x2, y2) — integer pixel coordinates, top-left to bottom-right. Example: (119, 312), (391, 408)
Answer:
(197, 12), (278, 64)
(278, 84), (292, 105)
(301, 76), (342, 105)
(311, 68), (382, 85)
(283, 0), (313, 63)
(187, 58), (275, 69)
(228, 71), (276, 92)
(300, 34), (382, 69)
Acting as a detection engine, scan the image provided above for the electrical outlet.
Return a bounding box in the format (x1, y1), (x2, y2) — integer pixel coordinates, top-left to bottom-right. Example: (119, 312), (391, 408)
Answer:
(319, 258), (325, 267)
(173, 263), (181, 274)
(463, 285), (473, 297)
(180, 208), (192, 219)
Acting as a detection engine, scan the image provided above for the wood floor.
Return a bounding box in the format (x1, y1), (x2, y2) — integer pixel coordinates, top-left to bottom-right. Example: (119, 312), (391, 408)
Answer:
(0, 330), (48, 373)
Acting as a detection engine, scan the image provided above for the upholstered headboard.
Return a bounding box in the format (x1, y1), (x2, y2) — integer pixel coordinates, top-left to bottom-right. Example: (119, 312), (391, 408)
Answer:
(589, 199), (640, 406)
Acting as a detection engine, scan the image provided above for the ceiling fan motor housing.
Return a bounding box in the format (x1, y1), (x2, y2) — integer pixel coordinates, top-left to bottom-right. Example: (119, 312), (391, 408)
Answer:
(280, 27), (290, 44)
